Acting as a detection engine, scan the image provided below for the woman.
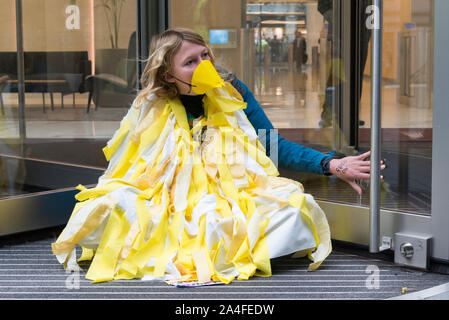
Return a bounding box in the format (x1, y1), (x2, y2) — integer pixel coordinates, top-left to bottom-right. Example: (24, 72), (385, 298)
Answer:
(52, 28), (384, 284)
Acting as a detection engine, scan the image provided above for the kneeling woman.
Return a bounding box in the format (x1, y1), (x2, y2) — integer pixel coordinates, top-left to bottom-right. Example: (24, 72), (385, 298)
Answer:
(52, 28), (380, 284)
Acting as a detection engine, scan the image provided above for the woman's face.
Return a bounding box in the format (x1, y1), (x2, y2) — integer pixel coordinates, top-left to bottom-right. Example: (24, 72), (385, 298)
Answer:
(166, 40), (211, 95)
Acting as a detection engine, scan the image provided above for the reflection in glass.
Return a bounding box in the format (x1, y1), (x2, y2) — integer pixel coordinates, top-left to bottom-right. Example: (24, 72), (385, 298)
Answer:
(247, 0), (433, 215)
(376, 0), (433, 215)
(168, 0), (435, 214)
(0, 0), (138, 198)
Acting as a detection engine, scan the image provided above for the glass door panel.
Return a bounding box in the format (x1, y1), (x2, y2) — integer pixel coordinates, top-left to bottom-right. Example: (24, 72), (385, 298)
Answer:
(3, 0), (138, 167)
(1, 0), (26, 198)
(170, 0), (433, 216)
(244, 0), (370, 207)
(361, 0), (434, 215)
(0, 0), (139, 199)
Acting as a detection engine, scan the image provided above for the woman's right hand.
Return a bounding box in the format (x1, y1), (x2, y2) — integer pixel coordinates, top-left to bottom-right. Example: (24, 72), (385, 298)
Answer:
(329, 151), (386, 195)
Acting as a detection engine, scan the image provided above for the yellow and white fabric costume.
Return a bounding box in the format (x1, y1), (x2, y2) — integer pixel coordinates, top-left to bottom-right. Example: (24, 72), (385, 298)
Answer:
(52, 61), (331, 284)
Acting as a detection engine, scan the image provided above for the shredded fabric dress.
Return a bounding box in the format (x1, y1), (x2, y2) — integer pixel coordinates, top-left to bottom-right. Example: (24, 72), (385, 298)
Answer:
(52, 61), (331, 284)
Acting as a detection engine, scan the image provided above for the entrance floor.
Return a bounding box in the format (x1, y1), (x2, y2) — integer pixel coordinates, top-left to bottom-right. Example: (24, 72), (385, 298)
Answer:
(1, 227), (448, 300)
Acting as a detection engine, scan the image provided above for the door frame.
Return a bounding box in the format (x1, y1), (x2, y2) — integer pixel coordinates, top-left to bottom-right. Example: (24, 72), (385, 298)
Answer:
(429, 0), (449, 262)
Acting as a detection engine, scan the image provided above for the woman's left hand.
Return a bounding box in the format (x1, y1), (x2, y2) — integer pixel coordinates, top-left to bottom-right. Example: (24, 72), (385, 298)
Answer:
(329, 151), (386, 195)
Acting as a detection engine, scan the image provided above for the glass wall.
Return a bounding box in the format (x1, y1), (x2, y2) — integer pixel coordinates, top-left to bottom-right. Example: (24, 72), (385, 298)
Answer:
(0, 0), (434, 216)
(0, 0), (138, 198)
(170, 0), (434, 215)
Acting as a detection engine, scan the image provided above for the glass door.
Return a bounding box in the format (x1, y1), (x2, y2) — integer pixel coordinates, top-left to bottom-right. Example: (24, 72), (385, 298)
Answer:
(0, 0), (139, 235)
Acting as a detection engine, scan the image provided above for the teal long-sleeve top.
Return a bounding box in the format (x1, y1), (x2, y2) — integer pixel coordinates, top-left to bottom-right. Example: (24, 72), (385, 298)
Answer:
(183, 78), (333, 175)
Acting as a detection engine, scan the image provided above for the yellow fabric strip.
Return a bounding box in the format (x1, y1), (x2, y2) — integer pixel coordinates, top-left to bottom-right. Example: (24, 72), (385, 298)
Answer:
(134, 103), (171, 159)
(134, 151), (174, 191)
(232, 236), (257, 280)
(110, 105), (171, 179)
(238, 190), (256, 219)
(103, 118), (130, 161)
(210, 240), (235, 284)
(128, 158), (148, 184)
(116, 220), (140, 266)
(170, 99), (190, 132)
(225, 219), (247, 264)
(153, 210), (182, 277)
(288, 192), (331, 270)
(191, 213), (215, 282)
(78, 247), (94, 262)
(51, 196), (117, 256)
(192, 249), (212, 283)
(235, 261), (256, 281)
(208, 111), (229, 127)
(215, 196), (233, 218)
(133, 99), (166, 139)
(75, 181), (131, 202)
(185, 153), (208, 219)
(138, 180), (163, 200)
(173, 152), (193, 213)
(253, 218), (271, 277)
(216, 133), (240, 203)
(207, 94), (246, 113)
(216, 157), (240, 204)
(288, 193), (320, 248)
(118, 187), (170, 276)
(191, 117), (206, 136)
(76, 184), (87, 191)
(225, 82), (245, 102)
(115, 260), (139, 280)
(247, 188), (289, 210)
(135, 197), (152, 237)
(85, 206), (131, 283)
(110, 142), (139, 179)
(222, 130), (278, 176)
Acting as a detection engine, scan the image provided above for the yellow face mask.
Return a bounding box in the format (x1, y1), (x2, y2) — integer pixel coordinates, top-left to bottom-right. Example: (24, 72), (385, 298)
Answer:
(191, 60), (225, 95)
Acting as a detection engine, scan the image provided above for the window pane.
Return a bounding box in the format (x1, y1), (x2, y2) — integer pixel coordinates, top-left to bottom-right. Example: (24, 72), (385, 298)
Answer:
(170, 0), (433, 215)
(0, 0), (138, 198)
(376, 0), (433, 214)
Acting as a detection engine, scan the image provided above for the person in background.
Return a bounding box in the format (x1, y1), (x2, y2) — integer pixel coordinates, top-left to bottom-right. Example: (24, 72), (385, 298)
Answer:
(293, 30), (307, 73)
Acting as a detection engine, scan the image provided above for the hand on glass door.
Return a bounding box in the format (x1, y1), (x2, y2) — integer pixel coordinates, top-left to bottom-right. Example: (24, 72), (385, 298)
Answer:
(329, 151), (386, 195)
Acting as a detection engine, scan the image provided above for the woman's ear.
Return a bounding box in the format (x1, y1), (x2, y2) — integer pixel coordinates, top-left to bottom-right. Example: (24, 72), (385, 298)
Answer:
(163, 72), (175, 83)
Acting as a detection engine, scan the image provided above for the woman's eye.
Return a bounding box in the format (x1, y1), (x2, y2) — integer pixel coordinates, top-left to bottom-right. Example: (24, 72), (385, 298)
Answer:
(202, 52), (209, 58)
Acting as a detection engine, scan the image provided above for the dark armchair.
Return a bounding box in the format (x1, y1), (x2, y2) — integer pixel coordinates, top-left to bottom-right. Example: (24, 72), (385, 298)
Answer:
(85, 32), (138, 112)
(0, 51), (92, 113)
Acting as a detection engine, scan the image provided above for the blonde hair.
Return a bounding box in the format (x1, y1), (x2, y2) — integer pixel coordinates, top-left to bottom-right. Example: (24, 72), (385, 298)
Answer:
(136, 28), (216, 105)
